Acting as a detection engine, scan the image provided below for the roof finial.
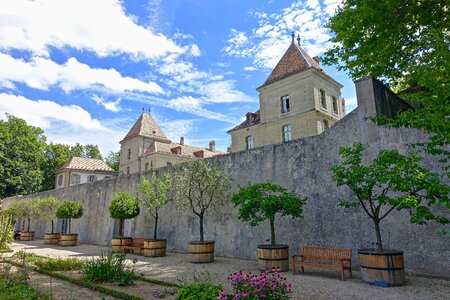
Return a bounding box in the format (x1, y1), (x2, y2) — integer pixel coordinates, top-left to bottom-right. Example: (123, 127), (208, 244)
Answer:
(291, 31), (295, 43)
(297, 34), (301, 46)
(142, 107), (145, 114)
(148, 107), (151, 115)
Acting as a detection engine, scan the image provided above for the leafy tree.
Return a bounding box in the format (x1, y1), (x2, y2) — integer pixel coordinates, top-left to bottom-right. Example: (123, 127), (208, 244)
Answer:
(35, 197), (61, 234)
(56, 201), (83, 235)
(68, 143), (85, 158)
(331, 143), (450, 251)
(137, 172), (172, 240)
(323, 0), (449, 176)
(109, 192), (140, 237)
(232, 182), (307, 246)
(0, 213), (14, 251)
(40, 143), (71, 191)
(7, 199), (40, 232)
(174, 160), (230, 242)
(105, 151), (120, 172)
(84, 144), (103, 160)
(0, 115), (47, 198)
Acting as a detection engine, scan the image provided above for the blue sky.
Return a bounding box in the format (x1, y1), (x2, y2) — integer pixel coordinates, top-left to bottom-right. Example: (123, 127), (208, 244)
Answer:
(0, 0), (356, 156)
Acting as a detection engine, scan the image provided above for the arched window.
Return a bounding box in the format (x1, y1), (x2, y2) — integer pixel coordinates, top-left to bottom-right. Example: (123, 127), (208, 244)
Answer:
(245, 136), (253, 150)
(57, 174), (63, 186)
(332, 96), (338, 114)
(320, 89), (327, 108)
(282, 125), (292, 142)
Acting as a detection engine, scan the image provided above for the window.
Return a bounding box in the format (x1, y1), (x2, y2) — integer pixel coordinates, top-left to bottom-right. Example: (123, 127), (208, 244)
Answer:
(144, 162), (149, 171)
(57, 174), (63, 186)
(167, 162), (172, 166)
(323, 119), (329, 130)
(127, 148), (131, 159)
(70, 174), (80, 185)
(88, 175), (97, 183)
(246, 115), (252, 124)
(283, 125), (292, 142)
(245, 136), (253, 150)
(332, 96), (338, 114)
(281, 95), (290, 113)
(126, 167), (130, 175)
(320, 89), (327, 108)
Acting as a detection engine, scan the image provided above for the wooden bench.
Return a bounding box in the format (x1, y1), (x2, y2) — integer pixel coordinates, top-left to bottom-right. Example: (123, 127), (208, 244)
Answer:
(292, 246), (352, 280)
(123, 238), (145, 255)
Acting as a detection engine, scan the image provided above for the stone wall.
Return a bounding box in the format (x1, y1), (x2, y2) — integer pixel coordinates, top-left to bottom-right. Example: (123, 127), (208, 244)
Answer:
(5, 77), (449, 277)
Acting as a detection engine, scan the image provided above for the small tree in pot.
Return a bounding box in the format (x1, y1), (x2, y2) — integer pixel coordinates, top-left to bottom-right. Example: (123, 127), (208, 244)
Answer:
(56, 201), (83, 246)
(232, 181), (307, 271)
(35, 197), (61, 244)
(174, 159), (230, 263)
(331, 143), (449, 286)
(8, 199), (39, 241)
(137, 172), (173, 257)
(109, 192), (140, 251)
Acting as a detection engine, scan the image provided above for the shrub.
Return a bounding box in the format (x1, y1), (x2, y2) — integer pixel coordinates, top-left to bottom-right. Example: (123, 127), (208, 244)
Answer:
(34, 257), (86, 271)
(176, 283), (222, 300)
(218, 270), (292, 300)
(0, 213), (14, 251)
(109, 192), (140, 237)
(0, 277), (49, 300)
(82, 251), (135, 286)
(55, 201), (83, 234)
(34, 197), (61, 234)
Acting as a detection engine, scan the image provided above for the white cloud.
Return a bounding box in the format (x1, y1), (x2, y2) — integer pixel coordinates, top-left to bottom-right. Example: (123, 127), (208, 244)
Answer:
(0, 53), (163, 94)
(0, 93), (107, 131)
(223, 29), (252, 57)
(198, 81), (255, 104)
(0, 0), (183, 59)
(92, 95), (122, 112)
(244, 66), (258, 71)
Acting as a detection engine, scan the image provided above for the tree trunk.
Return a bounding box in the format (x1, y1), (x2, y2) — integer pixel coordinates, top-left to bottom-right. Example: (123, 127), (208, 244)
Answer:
(199, 212), (204, 242)
(373, 219), (383, 252)
(119, 219), (124, 237)
(270, 218), (276, 246)
(153, 213), (158, 240)
(51, 220), (54, 234)
(68, 218), (72, 235)
(27, 218), (30, 232)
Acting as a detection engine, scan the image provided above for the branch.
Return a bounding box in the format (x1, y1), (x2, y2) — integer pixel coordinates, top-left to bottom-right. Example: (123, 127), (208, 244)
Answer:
(380, 205), (397, 220)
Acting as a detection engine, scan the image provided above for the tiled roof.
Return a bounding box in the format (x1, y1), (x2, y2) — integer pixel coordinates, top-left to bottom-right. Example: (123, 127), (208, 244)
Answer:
(56, 157), (115, 173)
(261, 41), (324, 87)
(142, 141), (224, 159)
(227, 110), (260, 133)
(120, 113), (169, 143)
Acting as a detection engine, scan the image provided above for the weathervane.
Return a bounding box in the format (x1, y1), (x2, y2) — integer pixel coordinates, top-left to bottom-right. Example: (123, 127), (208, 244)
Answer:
(297, 34), (301, 46)
(291, 31), (295, 43)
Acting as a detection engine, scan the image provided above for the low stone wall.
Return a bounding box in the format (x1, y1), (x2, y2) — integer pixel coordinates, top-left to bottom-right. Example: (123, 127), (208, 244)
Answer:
(4, 77), (449, 277)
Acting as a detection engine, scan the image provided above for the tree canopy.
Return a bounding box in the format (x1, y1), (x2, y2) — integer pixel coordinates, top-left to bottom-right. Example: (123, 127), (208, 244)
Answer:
(56, 200), (83, 235)
(35, 197), (61, 234)
(331, 143), (450, 250)
(323, 0), (449, 175)
(109, 192), (140, 237)
(104, 151), (120, 172)
(232, 182), (307, 246)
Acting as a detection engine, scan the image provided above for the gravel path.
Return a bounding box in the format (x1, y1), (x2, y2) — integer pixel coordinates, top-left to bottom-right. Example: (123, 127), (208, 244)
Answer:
(10, 240), (450, 300)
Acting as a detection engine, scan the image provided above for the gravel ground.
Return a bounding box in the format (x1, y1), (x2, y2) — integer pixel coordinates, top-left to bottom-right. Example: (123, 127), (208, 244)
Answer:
(9, 240), (450, 300)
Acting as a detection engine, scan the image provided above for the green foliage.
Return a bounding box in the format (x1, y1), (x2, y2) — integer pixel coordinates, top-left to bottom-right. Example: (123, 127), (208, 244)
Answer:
(232, 182), (307, 245)
(105, 151), (120, 172)
(174, 160), (230, 242)
(34, 197), (61, 233)
(0, 277), (49, 300)
(40, 143), (71, 192)
(0, 214), (14, 251)
(6, 199), (40, 232)
(331, 143), (450, 250)
(137, 172), (172, 239)
(176, 283), (221, 300)
(109, 192), (140, 220)
(83, 251), (135, 286)
(56, 201), (83, 220)
(0, 114), (47, 198)
(34, 257), (86, 271)
(322, 0), (449, 178)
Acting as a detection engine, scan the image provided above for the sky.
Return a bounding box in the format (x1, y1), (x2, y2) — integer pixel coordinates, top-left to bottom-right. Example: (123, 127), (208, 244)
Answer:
(0, 0), (357, 156)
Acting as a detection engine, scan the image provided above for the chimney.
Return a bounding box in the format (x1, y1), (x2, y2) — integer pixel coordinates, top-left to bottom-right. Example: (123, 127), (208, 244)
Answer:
(209, 140), (216, 152)
(313, 56), (320, 64)
(180, 137), (184, 146)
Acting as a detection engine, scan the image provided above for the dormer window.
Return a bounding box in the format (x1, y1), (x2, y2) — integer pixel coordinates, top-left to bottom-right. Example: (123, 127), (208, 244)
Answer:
(171, 146), (182, 155)
(320, 89), (327, 109)
(281, 95), (290, 113)
(246, 114), (252, 125)
(193, 150), (204, 158)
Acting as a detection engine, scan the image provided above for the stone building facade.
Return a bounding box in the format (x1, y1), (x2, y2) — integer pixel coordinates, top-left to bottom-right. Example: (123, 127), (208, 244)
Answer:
(119, 113), (223, 174)
(228, 33), (346, 152)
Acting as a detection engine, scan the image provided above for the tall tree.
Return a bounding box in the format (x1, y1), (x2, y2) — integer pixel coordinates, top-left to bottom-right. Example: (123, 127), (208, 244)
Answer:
(84, 144), (103, 160)
(323, 0), (449, 175)
(104, 151), (120, 172)
(68, 143), (85, 158)
(40, 143), (71, 191)
(0, 115), (47, 198)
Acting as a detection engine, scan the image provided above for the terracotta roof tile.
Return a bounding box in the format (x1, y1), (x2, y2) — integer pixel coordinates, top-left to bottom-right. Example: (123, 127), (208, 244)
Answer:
(227, 110), (260, 133)
(142, 141), (224, 159)
(56, 157), (115, 173)
(120, 113), (169, 143)
(261, 41), (324, 87)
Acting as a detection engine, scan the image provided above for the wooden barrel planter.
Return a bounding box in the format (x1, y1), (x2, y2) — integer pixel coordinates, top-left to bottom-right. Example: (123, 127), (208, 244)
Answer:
(358, 249), (405, 286)
(20, 231), (35, 241)
(257, 244), (289, 272)
(59, 234), (78, 247)
(188, 241), (214, 263)
(111, 237), (132, 252)
(144, 239), (167, 257)
(44, 233), (61, 245)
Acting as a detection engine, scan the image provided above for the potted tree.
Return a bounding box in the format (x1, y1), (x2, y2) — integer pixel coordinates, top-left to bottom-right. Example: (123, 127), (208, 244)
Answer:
(331, 143), (449, 286)
(174, 159), (230, 263)
(137, 172), (173, 257)
(8, 199), (39, 241)
(35, 197), (61, 244)
(56, 201), (84, 246)
(232, 181), (307, 271)
(109, 192), (140, 252)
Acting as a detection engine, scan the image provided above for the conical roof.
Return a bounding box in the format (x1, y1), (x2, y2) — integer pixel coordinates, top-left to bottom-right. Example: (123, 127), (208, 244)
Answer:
(261, 40), (324, 87)
(120, 113), (169, 143)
